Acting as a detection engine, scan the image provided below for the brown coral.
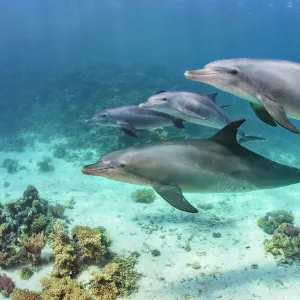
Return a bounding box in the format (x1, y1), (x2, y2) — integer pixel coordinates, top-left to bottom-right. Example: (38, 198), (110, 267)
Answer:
(72, 226), (110, 263)
(21, 232), (46, 265)
(49, 221), (77, 277)
(10, 288), (41, 300)
(90, 252), (139, 300)
(40, 277), (90, 300)
(90, 264), (119, 300)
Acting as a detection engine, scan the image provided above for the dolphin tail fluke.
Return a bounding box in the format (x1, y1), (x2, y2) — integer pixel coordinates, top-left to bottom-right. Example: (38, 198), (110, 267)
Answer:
(152, 182), (198, 213)
(238, 135), (265, 144)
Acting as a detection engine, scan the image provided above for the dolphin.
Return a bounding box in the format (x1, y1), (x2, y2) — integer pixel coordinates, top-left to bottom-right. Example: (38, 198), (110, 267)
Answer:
(184, 58), (300, 134)
(85, 105), (184, 137)
(82, 119), (300, 213)
(139, 91), (264, 143)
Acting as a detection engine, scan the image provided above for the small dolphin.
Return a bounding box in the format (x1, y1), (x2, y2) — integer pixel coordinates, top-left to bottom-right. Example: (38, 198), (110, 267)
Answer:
(82, 119), (300, 213)
(139, 91), (264, 143)
(184, 58), (300, 134)
(85, 105), (184, 137)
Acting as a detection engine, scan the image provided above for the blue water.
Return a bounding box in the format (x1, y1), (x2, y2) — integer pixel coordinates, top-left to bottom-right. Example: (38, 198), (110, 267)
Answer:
(1, 1), (300, 299)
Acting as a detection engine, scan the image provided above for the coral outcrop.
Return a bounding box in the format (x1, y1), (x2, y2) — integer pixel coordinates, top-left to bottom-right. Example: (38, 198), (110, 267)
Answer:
(19, 265), (34, 280)
(0, 274), (15, 297)
(264, 223), (300, 263)
(40, 277), (90, 300)
(37, 157), (54, 172)
(21, 232), (46, 265)
(0, 185), (64, 268)
(49, 221), (77, 278)
(90, 251), (140, 300)
(257, 210), (294, 234)
(10, 288), (41, 300)
(131, 189), (156, 204)
(72, 225), (110, 264)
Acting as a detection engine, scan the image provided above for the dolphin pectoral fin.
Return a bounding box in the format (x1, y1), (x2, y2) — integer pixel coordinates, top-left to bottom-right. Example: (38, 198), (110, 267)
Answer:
(204, 92), (218, 103)
(121, 128), (138, 137)
(119, 122), (138, 137)
(152, 182), (198, 213)
(256, 94), (300, 134)
(172, 118), (185, 129)
(250, 102), (277, 127)
(220, 105), (231, 109)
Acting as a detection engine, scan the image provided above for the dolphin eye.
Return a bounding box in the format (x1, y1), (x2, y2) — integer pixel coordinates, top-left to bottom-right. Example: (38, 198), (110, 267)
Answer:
(162, 98), (167, 101)
(101, 113), (107, 117)
(229, 69), (238, 75)
(120, 163), (126, 167)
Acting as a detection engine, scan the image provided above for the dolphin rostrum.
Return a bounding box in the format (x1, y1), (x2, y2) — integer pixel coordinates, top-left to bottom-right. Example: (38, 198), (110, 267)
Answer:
(184, 58), (300, 134)
(85, 105), (184, 137)
(82, 119), (300, 213)
(139, 91), (264, 143)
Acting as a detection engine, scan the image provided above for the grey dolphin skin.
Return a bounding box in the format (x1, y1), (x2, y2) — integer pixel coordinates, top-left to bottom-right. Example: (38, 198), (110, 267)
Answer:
(82, 120), (300, 214)
(184, 58), (300, 134)
(85, 105), (184, 137)
(139, 91), (264, 143)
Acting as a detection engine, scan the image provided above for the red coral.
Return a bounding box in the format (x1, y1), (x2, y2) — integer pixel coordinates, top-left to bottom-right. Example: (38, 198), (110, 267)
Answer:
(0, 274), (15, 295)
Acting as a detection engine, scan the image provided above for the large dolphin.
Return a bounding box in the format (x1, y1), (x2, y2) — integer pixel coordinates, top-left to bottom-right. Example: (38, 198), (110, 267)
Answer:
(184, 58), (300, 134)
(139, 91), (264, 143)
(86, 105), (184, 137)
(82, 119), (300, 213)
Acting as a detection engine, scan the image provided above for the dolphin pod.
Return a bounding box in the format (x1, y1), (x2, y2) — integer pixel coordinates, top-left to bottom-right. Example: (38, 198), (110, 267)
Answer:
(184, 58), (300, 134)
(82, 119), (300, 213)
(83, 58), (300, 213)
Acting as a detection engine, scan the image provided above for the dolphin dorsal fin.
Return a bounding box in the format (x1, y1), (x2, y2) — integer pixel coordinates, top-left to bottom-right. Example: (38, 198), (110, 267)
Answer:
(211, 119), (246, 145)
(204, 92), (218, 103)
(153, 90), (165, 95)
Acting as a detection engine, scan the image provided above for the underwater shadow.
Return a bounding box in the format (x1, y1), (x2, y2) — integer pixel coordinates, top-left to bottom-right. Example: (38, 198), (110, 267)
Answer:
(167, 263), (297, 298)
(134, 209), (237, 231)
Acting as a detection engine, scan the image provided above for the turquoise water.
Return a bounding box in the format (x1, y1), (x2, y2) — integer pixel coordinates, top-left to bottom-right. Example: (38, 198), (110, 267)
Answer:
(1, 1), (300, 299)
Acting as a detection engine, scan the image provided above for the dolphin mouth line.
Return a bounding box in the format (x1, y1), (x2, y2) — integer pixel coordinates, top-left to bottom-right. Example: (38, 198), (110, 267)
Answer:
(184, 70), (219, 78)
(81, 166), (112, 175)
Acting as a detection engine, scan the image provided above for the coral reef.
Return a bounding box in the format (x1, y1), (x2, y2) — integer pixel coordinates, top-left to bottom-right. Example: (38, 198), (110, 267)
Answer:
(0, 185), (65, 268)
(53, 144), (68, 158)
(10, 288), (41, 300)
(90, 264), (119, 300)
(72, 225), (110, 263)
(1, 158), (18, 174)
(264, 223), (300, 263)
(151, 249), (161, 257)
(4, 181), (10, 188)
(148, 128), (169, 141)
(21, 232), (46, 265)
(257, 210), (294, 234)
(49, 204), (65, 218)
(131, 189), (156, 204)
(65, 197), (76, 209)
(0, 274), (15, 297)
(90, 251), (140, 299)
(40, 277), (89, 300)
(49, 221), (77, 278)
(19, 265), (34, 280)
(37, 157), (54, 172)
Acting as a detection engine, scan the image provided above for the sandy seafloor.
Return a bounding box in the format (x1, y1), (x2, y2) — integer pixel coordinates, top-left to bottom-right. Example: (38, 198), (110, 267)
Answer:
(1, 137), (300, 300)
